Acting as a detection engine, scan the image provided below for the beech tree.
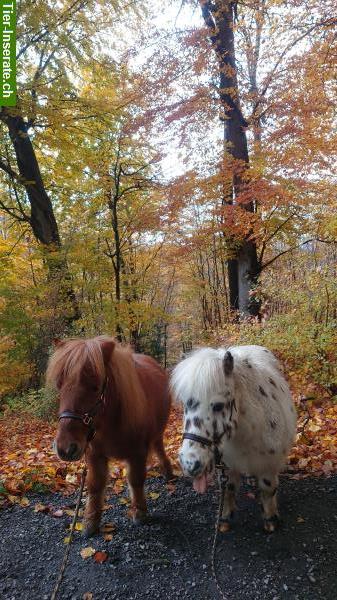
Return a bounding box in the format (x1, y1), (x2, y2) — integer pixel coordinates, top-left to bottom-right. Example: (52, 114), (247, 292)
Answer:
(200, 0), (260, 316)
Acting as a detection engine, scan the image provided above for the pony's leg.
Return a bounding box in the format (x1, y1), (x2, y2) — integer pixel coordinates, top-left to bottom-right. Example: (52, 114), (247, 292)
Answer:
(83, 454), (108, 537)
(126, 453), (148, 523)
(153, 435), (173, 480)
(220, 470), (240, 529)
(258, 474), (280, 533)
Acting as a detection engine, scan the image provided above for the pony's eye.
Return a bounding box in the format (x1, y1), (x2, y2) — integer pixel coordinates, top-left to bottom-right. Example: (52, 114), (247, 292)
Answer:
(213, 402), (224, 412)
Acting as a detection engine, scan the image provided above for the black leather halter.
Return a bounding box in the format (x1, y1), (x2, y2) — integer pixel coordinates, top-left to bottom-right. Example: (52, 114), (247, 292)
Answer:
(182, 431), (226, 467)
(58, 378), (108, 442)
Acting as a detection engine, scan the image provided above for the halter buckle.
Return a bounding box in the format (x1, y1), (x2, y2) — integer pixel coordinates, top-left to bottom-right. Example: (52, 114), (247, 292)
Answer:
(83, 413), (93, 426)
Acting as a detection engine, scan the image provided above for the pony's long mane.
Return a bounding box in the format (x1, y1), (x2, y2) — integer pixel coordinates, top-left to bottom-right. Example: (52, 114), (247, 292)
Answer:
(46, 336), (146, 430)
(170, 347), (227, 405)
(107, 342), (147, 430)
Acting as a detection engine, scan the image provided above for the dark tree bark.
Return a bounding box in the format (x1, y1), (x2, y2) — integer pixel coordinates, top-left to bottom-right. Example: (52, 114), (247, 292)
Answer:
(106, 178), (124, 343)
(2, 111), (61, 245)
(0, 108), (80, 324)
(200, 0), (261, 317)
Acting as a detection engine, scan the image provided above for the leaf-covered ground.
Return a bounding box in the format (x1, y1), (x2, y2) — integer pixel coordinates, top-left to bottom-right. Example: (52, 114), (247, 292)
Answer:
(1, 400), (337, 599)
(1, 398), (337, 506)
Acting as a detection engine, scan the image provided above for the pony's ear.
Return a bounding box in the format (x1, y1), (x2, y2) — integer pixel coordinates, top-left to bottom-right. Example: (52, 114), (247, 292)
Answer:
(223, 351), (234, 375)
(53, 338), (66, 348)
(100, 338), (115, 366)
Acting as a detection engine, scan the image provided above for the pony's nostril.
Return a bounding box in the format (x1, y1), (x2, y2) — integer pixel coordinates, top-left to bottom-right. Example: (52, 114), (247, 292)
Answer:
(56, 446), (67, 460)
(191, 460), (201, 475)
(67, 442), (79, 459)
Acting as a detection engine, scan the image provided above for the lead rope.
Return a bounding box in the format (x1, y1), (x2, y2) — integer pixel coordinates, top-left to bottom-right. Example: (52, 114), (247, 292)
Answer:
(211, 468), (229, 600)
(50, 465), (87, 600)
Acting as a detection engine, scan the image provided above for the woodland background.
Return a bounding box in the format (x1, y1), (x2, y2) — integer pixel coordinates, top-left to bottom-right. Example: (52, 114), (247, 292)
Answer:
(0, 0), (337, 496)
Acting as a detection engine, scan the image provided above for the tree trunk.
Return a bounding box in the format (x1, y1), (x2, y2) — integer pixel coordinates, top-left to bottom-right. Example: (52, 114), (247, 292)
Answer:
(200, 0), (261, 317)
(0, 109), (80, 325)
(109, 197), (124, 342)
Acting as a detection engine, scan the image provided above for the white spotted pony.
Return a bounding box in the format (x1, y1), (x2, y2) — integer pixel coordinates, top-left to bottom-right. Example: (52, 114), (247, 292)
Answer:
(171, 345), (297, 532)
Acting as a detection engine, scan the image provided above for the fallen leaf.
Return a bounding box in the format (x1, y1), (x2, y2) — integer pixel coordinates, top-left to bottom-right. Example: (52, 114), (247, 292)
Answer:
(20, 497), (30, 507)
(219, 521), (230, 533)
(118, 498), (128, 505)
(103, 534), (113, 541)
(82, 594), (93, 600)
(148, 492), (160, 500)
(66, 474), (77, 484)
(101, 522), (116, 533)
(80, 547), (96, 559)
(74, 522), (83, 531)
(63, 537), (71, 544)
(64, 508), (83, 518)
(52, 509), (64, 518)
(147, 469), (160, 477)
(93, 551), (108, 563)
(7, 495), (20, 504)
(34, 503), (49, 513)
(297, 516), (305, 523)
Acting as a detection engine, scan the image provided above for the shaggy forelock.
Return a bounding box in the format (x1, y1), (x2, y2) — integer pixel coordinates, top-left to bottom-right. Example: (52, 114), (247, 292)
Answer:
(170, 347), (229, 407)
(46, 338), (106, 388)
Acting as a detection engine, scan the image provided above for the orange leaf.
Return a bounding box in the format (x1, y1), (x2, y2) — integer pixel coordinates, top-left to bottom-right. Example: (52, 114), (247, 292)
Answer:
(101, 522), (116, 533)
(94, 551), (108, 563)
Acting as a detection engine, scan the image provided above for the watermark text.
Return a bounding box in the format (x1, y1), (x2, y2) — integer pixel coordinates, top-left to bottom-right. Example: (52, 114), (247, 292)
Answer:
(0, 1), (16, 106)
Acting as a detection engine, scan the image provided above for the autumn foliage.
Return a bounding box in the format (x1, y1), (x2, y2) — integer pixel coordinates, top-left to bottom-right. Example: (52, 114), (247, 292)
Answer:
(1, 0), (337, 493)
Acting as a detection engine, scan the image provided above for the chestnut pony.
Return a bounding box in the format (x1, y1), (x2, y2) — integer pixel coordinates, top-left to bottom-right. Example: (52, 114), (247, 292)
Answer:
(46, 335), (172, 536)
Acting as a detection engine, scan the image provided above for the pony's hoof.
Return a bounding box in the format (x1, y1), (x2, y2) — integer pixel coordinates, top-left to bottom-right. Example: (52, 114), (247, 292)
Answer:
(132, 509), (148, 525)
(263, 515), (280, 533)
(128, 506), (148, 524)
(218, 518), (231, 533)
(164, 470), (175, 482)
(82, 520), (100, 537)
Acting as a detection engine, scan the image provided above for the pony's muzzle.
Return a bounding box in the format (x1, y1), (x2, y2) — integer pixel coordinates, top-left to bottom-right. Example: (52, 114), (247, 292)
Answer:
(179, 452), (203, 477)
(55, 441), (83, 462)
(189, 460), (202, 476)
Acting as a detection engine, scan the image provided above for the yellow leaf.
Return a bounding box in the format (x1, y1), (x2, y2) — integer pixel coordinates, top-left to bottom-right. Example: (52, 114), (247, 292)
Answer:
(74, 522), (83, 531)
(148, 492), (160, 500)
(147, 469), (160, 477)
(8, 495), (19, 504)
(34, 503), (48, 513)
(20, 497), (30, 507)
(80, 547), (96, 559)
(118, 498), (129, 505)
(64, 537), (71, 544)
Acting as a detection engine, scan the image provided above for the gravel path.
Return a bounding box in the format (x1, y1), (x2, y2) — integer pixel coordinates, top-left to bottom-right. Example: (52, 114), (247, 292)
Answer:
(1, 473), (337, 600)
